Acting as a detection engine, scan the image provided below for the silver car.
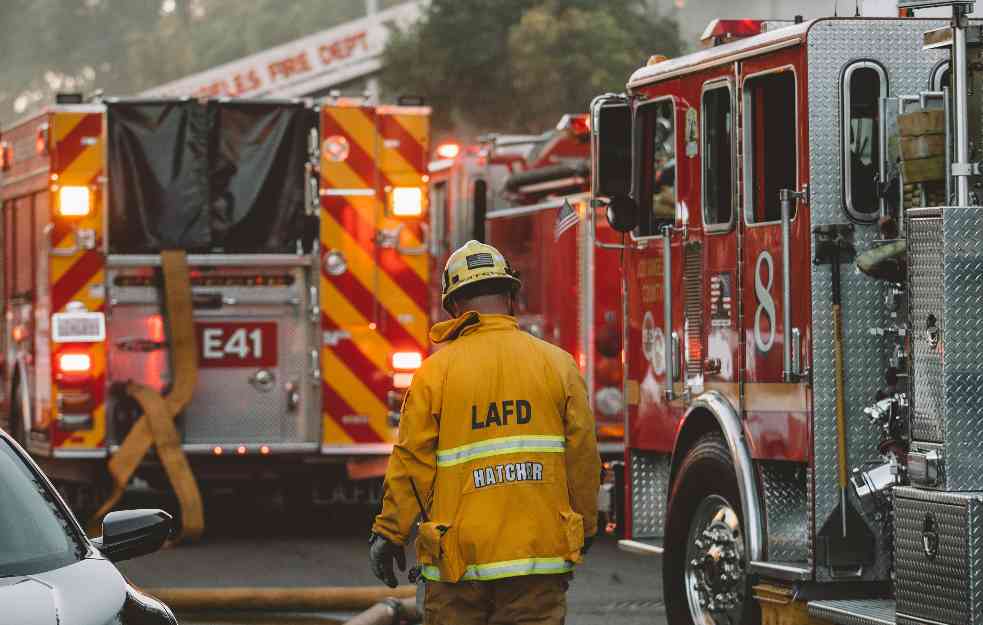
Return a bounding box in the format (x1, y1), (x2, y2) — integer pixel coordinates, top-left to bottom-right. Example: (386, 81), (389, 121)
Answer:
(0, 428), (177, 625)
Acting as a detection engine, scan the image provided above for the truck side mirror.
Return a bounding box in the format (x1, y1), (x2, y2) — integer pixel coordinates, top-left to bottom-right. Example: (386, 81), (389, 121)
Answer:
(591, 94), (636, 234)
(606, 193), (639, 233)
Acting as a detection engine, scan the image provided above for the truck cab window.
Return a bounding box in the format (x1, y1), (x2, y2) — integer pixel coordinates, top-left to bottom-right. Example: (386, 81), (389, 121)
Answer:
(843, 62), (886, 219)
(702, 85), (733, 228)
(636, 99), (676, 237)
(744, 70), (797, 223)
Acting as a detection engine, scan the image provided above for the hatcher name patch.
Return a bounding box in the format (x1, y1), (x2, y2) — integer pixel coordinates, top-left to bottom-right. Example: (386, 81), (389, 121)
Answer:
(473, 461), (543, 489)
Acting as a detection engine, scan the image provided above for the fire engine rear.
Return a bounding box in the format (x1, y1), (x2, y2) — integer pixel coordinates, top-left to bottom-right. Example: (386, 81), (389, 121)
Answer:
(591, 2), (983, 624)
(0, 96), (430, 521)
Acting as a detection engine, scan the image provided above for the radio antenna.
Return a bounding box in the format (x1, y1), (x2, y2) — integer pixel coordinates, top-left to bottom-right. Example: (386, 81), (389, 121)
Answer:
(833, 0), (838, 17)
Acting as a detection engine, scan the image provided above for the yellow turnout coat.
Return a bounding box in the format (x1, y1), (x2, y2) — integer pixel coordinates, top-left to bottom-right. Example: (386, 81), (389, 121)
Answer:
(372, 312), (601, 582)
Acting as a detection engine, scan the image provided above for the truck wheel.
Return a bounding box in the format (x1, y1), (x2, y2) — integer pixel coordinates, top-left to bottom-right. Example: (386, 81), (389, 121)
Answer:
(663, 432), (757, 625)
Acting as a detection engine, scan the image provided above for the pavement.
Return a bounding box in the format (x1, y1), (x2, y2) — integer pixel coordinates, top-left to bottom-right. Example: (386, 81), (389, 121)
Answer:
(116, 487), (667, 624)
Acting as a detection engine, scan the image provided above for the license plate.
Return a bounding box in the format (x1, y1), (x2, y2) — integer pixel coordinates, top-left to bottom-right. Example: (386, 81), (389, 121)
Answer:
(197, 322), (277, 367)
(52, 312), (105, 343)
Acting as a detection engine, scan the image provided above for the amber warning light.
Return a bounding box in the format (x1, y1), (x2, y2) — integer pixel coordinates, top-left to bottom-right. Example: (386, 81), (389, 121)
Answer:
(392, 351), (423, 370)
(57, 185), (91, 217)
(391, 187), (423, 217)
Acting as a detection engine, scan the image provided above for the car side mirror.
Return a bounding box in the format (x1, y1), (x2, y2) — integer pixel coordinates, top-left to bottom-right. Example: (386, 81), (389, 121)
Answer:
(606, 193), (639, 233)
(93, 509), (173, 563)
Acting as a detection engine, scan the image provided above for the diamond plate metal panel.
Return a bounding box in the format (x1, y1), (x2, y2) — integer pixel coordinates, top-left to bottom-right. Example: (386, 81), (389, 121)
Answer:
(894, 487), (983, 625)
(908, 216), (945, 442)
(806, 20), (947, 581)
(808, 598), (896, 625)
(807, 464), (815, 569)
(760, 461), (809, 562)
(905, 208), (983, 490)
(939, 207), (983, 490)
(630, 451), (669, 539)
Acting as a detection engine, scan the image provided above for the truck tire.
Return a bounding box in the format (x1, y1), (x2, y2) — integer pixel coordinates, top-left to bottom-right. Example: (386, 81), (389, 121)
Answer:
(663, 432), (758, 625)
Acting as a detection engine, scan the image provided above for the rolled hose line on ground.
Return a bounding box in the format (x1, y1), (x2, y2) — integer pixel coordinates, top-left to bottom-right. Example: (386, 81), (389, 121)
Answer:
(88, 250), (204, 542)
(344, 596), (419, 625)
(144, 585), (416, 612)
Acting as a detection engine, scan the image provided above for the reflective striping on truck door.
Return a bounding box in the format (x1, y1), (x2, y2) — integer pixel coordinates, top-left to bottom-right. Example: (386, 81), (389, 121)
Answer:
(49, 111), (107, 450)
(319, 105), (431, 449)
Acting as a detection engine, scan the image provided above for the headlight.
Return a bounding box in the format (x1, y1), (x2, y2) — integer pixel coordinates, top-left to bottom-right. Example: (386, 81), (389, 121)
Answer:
(595, 386), (624, 418)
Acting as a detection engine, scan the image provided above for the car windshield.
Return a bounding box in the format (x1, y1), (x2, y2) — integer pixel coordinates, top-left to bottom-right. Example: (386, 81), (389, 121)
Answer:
(0, 439), (86, 576)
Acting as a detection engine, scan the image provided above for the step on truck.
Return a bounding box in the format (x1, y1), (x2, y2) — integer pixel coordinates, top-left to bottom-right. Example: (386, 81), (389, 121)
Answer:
(591, 3), (983, 624)
(0, 95), (431, 521)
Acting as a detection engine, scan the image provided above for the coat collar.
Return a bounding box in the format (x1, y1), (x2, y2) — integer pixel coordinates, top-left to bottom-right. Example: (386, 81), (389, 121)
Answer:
(429, 312), (519, 344)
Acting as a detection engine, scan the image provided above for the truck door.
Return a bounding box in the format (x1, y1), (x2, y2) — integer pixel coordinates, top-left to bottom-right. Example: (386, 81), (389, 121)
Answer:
(738, 55), (810, 460)
(626, 93), (683, 450)
(319, 104), (430, 450)
(700, 72), (740, 405)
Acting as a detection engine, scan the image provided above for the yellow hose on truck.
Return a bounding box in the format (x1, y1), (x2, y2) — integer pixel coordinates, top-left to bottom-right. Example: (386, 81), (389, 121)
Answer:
(89, 250), (204, 542)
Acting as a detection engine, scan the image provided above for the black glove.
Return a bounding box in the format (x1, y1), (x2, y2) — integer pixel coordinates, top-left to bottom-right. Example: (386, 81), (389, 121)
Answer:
(582, 535), (594, 555)
(369, 532), (406, 588)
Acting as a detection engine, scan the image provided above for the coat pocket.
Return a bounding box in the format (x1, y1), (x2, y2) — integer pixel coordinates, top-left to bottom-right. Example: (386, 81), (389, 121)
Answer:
(415, 521), (468, 582)
(560, 510), (584, 563)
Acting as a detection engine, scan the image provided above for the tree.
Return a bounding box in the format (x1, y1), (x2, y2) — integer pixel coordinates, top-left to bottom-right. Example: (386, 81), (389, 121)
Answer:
(0, 0), (370, 122)
(380, 0), (681, 136)
(380, 1), (539, 136)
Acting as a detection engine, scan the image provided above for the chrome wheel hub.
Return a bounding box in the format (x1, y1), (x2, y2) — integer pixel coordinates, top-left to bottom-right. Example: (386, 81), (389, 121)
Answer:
(684, 495), (746, 624)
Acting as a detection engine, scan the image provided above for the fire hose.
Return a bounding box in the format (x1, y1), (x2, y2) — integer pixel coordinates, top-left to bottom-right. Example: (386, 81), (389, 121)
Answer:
(145, 585), (416, 613)
(89, 250), (204, 542)
(344, 596), (419, 625)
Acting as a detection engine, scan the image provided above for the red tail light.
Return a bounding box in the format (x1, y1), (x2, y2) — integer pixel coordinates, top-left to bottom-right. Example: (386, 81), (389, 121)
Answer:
(57, 351), (92, 375)
(436, 142), (460, 159)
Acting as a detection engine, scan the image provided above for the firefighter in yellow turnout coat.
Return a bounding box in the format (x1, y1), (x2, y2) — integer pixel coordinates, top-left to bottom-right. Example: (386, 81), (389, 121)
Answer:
(370, 240), (601, 624)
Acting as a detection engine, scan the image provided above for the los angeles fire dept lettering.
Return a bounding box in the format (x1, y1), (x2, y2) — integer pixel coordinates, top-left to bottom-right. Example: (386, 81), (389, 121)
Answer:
(473, 462), (543, 489)
(471, 399), (532, 429)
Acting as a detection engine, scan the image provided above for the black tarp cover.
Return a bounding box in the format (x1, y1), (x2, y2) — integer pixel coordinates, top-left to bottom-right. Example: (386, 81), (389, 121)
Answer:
(108, 99), (314, 253)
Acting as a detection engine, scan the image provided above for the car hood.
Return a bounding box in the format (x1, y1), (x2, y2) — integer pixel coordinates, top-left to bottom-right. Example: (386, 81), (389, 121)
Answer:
(0, 558), (126, 625)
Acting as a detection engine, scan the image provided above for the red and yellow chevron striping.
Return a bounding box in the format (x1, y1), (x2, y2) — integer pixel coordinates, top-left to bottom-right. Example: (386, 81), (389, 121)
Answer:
(49, 111), (106, 449)
(319, 104), (430, 447)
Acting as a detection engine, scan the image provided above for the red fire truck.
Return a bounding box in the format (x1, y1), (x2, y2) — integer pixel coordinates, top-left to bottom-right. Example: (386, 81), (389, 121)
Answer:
(0, 95), (430, 519)
(428, 117), (626, 464)
(592, 4), (983, 625)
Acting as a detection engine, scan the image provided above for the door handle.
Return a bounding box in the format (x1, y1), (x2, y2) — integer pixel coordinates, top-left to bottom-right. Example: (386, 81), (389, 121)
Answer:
(779, 188), (804, 382)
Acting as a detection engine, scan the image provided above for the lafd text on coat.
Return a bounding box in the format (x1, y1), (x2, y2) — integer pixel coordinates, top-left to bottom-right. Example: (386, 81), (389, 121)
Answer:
(471, 400), (532, 429)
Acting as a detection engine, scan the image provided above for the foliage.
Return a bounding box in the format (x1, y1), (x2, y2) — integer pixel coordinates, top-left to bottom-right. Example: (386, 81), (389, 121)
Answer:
(381, 0), (682, 136)
(0, 0), (368, 122)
